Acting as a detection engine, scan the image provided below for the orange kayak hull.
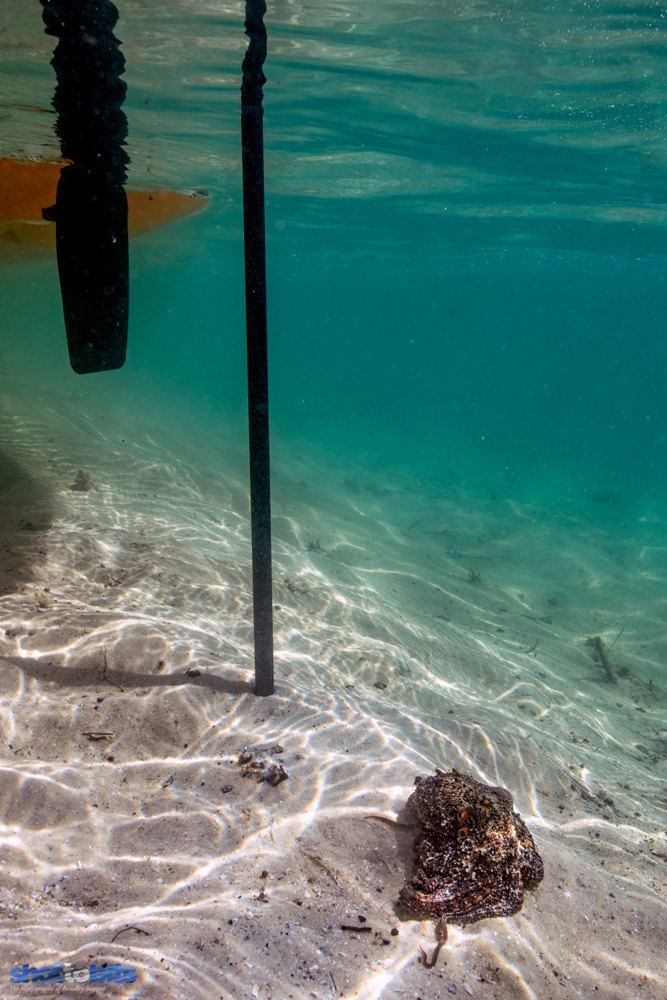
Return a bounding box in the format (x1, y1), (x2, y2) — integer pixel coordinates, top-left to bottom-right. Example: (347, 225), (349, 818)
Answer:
(0, 157), (209, 265)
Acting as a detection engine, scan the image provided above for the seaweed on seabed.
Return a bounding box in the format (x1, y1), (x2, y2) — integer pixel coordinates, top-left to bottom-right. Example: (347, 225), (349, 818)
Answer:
(585, 635), (615, 684)
(467, 568), (481, 584)
(69, 469), (93, 491)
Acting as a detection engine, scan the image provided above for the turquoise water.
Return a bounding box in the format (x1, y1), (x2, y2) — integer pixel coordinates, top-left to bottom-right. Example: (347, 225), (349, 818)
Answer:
(2, 2), (667, 998)
(2, 3), (667, 501)
(5, 0), (667, 504)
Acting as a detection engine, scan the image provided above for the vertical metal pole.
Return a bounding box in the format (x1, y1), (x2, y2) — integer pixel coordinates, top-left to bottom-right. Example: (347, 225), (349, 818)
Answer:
(241, 0), (274, 696)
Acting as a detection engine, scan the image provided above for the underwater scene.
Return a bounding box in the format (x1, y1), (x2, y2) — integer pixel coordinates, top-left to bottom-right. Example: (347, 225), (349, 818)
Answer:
(1, 0), (667, 997)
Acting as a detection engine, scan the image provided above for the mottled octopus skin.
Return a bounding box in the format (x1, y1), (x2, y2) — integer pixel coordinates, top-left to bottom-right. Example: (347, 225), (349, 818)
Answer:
(399, 769), (544, 930)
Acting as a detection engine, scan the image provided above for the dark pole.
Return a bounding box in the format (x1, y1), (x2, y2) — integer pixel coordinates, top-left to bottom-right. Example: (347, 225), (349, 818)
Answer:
(241, 0), (274, 696)
(41, 0), (129, 375)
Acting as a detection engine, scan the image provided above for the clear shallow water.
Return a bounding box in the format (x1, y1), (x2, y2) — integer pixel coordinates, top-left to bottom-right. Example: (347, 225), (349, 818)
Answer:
(5, 0), (667, 496)
(1, 1), (667, 998)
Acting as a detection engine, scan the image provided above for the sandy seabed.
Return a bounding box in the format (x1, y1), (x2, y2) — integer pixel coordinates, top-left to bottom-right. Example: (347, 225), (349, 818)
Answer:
(0, 379), (665, 1000)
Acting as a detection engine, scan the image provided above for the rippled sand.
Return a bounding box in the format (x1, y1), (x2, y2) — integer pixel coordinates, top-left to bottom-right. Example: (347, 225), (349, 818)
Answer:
(1, 381), (666, 1000)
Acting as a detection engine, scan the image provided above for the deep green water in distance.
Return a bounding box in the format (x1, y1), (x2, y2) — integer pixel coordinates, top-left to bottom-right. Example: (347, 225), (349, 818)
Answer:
(1, 0), (667, 513)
